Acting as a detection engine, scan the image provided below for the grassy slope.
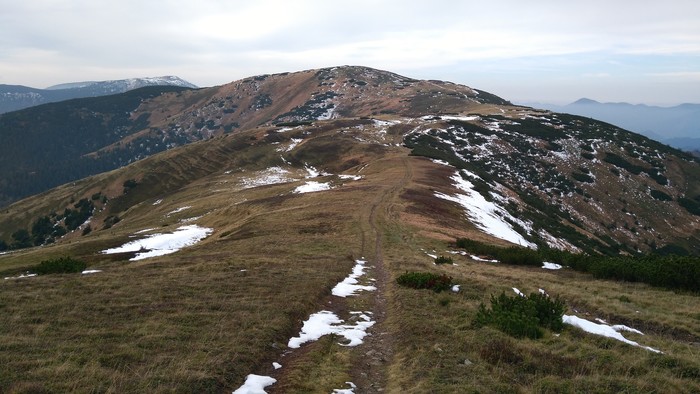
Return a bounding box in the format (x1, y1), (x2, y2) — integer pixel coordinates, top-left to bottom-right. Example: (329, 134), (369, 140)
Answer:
(1, 120), (699, 393)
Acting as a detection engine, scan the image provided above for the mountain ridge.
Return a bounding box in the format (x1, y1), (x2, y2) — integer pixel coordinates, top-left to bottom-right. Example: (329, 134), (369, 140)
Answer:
(0, 76), (197, 114)
(529, 98), (700, 151)
(1, 65), (699, 393)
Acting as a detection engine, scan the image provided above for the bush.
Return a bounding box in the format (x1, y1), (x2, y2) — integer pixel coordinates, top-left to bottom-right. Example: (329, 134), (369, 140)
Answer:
(33, 257), (87, 275)
(396, 271), (453, 292)
(475, 291), (565, 339)
(434, 256), (454, 265)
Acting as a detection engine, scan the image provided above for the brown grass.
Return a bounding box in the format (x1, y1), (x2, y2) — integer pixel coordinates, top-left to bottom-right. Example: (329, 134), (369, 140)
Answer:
(1, 120), (699, 393)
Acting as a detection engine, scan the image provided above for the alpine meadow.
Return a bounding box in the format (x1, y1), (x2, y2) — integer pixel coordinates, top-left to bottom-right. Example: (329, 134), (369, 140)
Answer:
(1, 66), (699, 393)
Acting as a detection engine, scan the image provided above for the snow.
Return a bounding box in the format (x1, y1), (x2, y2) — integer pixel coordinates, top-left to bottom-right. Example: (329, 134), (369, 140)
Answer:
(240, 167), (294, 189)
(431, 159), (451, 166)
(277, 138), (302, 152)
(542, 262), (563, 270)
(338, 174), (363, 181)
(81, 270), (102, 275)
(513, 287), (525, 297)
(153, 199), (163, 205)
(435, 171), (536, 248)
(232, 374), (277, 394)
(166, 206), (191, 216)
(562, 315), (662, 353)
(452, 284), (461, 293)
(272, 362), (282, 370)
(102, 225), (213, 261)
(333, 382), (357, 394)
(332, 259), (377, 297)
(304, 164), (329, 178)
(294, 181), (332, 194)
(4, 273), (37, 280)
(471, 255), (499, 263)
(287, 311), (375, 349)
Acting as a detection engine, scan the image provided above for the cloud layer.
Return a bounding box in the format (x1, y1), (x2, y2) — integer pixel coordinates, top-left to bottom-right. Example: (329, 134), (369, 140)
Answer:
(1, 0), (698, 104)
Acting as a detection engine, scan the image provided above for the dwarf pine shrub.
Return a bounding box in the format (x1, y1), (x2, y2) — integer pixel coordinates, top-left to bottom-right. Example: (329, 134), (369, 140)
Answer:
(434, 256), (453, 265)
(34, 257), (87, 275)
(396, 271), (453, 292)
(475, 291), (565, 339)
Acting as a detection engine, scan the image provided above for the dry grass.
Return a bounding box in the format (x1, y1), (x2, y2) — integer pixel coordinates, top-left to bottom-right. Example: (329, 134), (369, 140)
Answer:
(1, 121), (699, 393)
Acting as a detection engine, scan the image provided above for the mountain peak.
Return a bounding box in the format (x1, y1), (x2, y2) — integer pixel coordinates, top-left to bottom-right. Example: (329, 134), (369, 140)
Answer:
(570, 98), (600, 105)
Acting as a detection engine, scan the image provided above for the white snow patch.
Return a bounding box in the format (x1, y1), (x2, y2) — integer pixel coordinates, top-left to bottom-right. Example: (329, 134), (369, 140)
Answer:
(562, 315), (662, 353)
(232, 374), (277, 394)
(435, 171), (536, 248)
(470, 255), (498, 263)
(288, 311), (375, 349)
(513, 287), (525, 297)
(272, 362), (282, 370)
(102, 225), (212, 261)
(333, 382), (357, 394)
(338, 174), (363, 181)
(431, 159), (451, 166)
(153, 199), (163, 205)
(452, 284), (461, 293)
(135, 228), (156, 234)
(81, 270), (102, 275)
(277, 138), (302, 152)
(167, 206), (191, 216)
(294, 181), (332, 194)
(240, 167), (294, 189)
(304, 164), (329, 178)
(332, 259), (377, 297)
(4, 273), (37, 280)
(542, 262), (563, 270)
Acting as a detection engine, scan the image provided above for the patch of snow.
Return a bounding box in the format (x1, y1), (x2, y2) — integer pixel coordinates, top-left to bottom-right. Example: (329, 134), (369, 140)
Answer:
(562, 315), (662, 353)
(333, 382), (357, 394)
(232, 374), (277, 394)
(452, 284), (461, 293)
(294, 181), (332, 194)
(102, 225), (213, 261)
(539, 288), (548, 296)
(288, 310), (375, 349)
(135, 228), (156, 234)
(277, 138), (302, 152)
(304, 164), (329, 178)
(431, 159), (451, 166)
(611, 324), (644, 335)
(513, 287), (525, 297)
(81, 270), (102, 275)
(542, 262), (563, 270)
(272, 362), (282, 370)
(338, 174), (363, 181)
(435, 171), (536, 248)
(240, 167), (294, 189)
(4, 273), (37, 280)
(470, 255), (498, 263)
(440, 115), (480, 122)
(332, 259), (377, 297)
(167, 206), (191, 216)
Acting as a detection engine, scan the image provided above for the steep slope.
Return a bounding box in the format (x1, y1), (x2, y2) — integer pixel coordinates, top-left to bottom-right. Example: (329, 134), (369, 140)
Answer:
(0, 76), (197, 114)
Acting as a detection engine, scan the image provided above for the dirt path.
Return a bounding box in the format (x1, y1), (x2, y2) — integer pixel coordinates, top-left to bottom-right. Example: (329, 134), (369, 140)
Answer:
(351, 156), (413, 392)
(267, 155), (413, 393)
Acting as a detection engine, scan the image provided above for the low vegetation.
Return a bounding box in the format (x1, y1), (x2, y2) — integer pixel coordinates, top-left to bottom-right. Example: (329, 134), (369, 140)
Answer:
(474, 291), (566, 339)
(33, 256), (87, 275)
(456, 238), (700, 292)
(396, 271), (453, 292)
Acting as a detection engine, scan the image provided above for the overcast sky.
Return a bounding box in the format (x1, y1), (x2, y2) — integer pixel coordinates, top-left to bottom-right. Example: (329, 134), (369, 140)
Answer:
(1, 1), (698, 105)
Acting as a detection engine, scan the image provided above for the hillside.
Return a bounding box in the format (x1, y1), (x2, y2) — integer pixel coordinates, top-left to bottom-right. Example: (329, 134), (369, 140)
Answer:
(533, 99), (700, 151)
(1, 66), (699, 393)
(0, 76), (196, 114)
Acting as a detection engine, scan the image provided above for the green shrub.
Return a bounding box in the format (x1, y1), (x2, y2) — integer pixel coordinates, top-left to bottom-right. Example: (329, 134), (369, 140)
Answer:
(475, 291), (565, 339)
(34, 257), (87, 275)
(396, 271), (453, 292)
(434, 256), (454, 265)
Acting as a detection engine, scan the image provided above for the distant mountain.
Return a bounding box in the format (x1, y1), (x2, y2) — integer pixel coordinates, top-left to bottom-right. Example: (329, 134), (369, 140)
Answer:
(529, 99), (700, 151)
(0, 76), (197, 114)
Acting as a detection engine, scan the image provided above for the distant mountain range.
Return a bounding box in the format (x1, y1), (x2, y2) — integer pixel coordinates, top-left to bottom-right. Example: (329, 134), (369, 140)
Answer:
(0, 76), (197, 114)
(527, 99), (700, 151)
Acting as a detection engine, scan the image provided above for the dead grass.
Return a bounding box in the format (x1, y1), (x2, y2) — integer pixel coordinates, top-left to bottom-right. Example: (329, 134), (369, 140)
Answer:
(1, 121), (699, 393)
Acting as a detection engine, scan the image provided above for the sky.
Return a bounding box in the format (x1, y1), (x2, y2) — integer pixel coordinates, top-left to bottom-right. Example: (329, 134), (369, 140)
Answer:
(1, 0), (699, 105)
